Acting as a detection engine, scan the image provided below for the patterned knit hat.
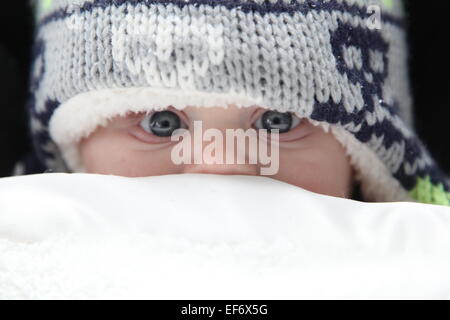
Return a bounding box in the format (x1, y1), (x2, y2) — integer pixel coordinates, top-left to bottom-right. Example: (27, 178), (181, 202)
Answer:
(20, 0), (450, 206)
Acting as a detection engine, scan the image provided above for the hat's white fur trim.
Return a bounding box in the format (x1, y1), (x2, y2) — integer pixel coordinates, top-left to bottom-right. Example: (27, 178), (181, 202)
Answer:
(307, 120), (412, 203)
(49, 87), (412, 203)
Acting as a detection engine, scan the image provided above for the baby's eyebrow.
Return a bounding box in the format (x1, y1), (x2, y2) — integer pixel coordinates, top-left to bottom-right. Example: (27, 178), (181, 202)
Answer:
(124, 110), (146, 117)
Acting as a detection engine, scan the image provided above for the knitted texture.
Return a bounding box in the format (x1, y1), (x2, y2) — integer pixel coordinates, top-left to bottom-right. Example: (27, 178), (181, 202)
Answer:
(21, 0), (450, 205)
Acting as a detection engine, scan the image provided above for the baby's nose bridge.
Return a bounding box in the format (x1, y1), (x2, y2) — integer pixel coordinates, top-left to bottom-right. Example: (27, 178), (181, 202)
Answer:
(184, 105), (252, 131)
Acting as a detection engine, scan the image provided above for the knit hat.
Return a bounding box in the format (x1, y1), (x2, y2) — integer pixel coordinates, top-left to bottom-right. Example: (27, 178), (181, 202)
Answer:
(20, 0), (450, 206)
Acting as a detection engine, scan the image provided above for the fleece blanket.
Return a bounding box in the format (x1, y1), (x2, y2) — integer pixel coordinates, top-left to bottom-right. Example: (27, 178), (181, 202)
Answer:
(1, 173), (450, 300)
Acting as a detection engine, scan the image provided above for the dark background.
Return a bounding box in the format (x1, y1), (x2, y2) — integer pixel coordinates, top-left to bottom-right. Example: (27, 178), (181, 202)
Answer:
(0, 1), (449, 177)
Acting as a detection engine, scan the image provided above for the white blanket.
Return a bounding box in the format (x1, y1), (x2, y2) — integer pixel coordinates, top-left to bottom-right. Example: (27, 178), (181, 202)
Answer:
(1, 173), (450, 299)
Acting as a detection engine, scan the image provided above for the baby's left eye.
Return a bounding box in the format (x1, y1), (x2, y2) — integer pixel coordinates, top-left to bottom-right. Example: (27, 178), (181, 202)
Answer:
(253, 111), (301, 133)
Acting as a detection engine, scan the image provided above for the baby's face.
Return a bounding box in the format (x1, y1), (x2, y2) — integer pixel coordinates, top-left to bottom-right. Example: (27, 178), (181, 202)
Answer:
(79, 105), (354, 199)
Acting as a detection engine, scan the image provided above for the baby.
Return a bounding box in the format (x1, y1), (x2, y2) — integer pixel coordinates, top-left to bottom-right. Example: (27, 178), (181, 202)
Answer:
(79, 106), (354, 199)
(16, 0), (450, 206)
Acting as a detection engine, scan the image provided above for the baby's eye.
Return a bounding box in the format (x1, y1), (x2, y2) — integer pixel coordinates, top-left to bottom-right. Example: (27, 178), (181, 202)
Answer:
(139, 111), (186, 137)
(253, 111), (301, 133)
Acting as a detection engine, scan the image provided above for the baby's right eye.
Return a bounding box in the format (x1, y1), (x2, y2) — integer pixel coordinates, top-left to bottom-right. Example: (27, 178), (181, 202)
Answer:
(140, 111), (187, 137)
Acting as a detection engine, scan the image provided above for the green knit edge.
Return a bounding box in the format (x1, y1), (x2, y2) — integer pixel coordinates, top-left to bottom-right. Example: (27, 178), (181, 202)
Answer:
(32, 0), (53, 21)
(382, 0), (394, 10)
(410, 176), (450, 206)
